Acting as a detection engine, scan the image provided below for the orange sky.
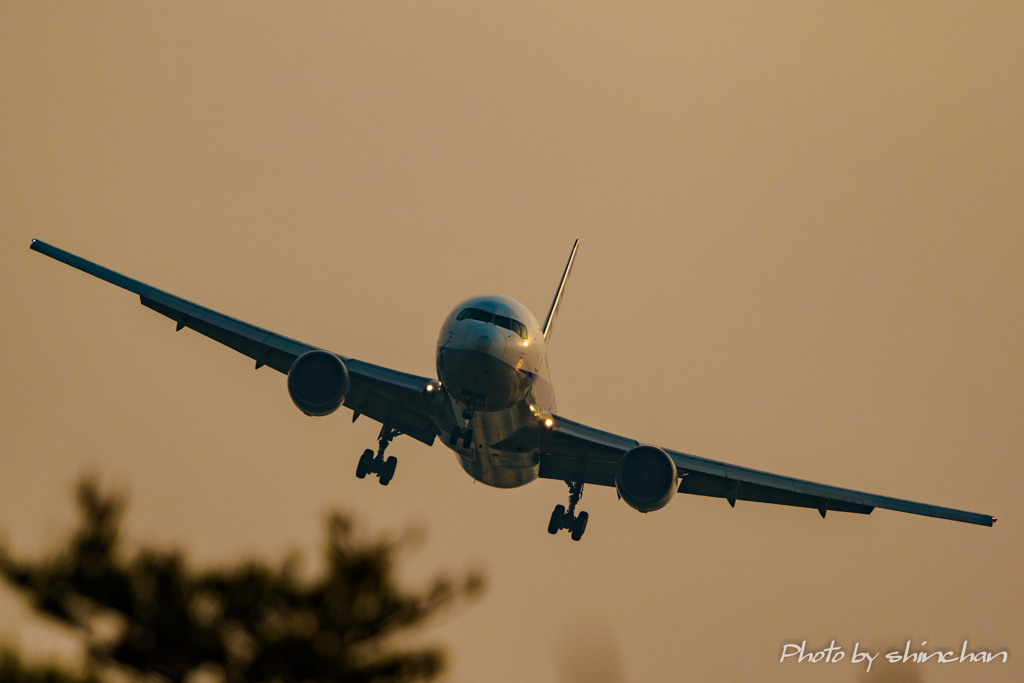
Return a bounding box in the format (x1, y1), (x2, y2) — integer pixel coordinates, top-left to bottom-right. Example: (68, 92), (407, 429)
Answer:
(1, 3), (1022, 682)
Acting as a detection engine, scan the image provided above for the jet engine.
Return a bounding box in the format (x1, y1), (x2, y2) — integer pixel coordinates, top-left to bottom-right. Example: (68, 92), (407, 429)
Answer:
(615, 446), (678, 512)
(287, 350), (349, 417)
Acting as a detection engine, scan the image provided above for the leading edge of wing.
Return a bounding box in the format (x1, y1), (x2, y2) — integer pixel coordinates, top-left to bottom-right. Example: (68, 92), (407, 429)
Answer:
(30, 238), (317, 370)
(544, 414), (995, 527)
(30, 239), (441, 444)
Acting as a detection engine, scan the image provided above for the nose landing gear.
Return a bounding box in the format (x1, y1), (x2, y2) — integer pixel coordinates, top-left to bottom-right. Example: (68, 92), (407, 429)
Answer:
(355, 424), (402, 486)
(548, 479), (589, 541)
(448, 425), (475, 448)
(447, 410), (475, 449)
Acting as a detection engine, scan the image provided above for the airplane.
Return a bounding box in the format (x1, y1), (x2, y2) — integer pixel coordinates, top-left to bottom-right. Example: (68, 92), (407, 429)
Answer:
(29, 238), (996, 541)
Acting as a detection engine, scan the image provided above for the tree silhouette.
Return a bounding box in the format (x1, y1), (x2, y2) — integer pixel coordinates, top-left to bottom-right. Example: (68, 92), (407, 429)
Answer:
(0, 479), (482, 683)
(0, 649), (96, 683)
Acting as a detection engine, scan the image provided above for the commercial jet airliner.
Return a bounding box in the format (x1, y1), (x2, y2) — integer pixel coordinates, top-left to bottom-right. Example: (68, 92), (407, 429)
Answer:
(30, 239), (995, 540)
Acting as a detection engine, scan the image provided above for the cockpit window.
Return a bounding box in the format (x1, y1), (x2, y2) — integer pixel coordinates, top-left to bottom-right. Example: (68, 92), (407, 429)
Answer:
(457, 308), (528, 339)
(471, 309), (494, 323)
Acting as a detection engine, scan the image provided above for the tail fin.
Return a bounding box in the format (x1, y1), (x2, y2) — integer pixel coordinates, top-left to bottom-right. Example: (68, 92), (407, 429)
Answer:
(543, 239), (579, 342)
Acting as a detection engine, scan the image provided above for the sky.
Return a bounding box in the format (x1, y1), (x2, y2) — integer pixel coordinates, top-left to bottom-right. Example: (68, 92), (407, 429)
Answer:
(1, 3), (1022, 682)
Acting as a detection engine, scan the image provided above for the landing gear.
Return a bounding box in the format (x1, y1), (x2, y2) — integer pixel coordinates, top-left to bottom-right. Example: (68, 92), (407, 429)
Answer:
(356, 424), (403, 486)
(548, 480), (589, 541)
(355, 449), (374, 479)
(447, 425), (474, 447)
(379, 456), (397, 486)
(571, 511), (589, 541)
(448, 410), (475, 449)
(548, 505), (565, 534)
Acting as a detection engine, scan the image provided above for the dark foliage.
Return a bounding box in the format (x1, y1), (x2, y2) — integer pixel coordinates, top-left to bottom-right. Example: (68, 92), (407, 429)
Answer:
(0, 649), (97, 683)
(0, 480), (482, 683)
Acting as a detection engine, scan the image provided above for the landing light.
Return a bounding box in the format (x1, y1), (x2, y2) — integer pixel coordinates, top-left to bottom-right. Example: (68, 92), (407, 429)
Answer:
(524, 341), (529, 347)
(425, 384), (434, 392)
(544, 418), (553, 428)
(529, 405), (535, 412)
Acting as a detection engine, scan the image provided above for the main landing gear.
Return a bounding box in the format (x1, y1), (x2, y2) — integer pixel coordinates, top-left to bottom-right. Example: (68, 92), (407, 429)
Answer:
(356, 424), (402, 486)
(548, 479), (589, 541)
(447, 410), (475, 449)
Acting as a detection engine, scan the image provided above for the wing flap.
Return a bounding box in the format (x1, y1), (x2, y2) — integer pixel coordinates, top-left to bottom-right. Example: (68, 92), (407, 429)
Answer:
(538, 454), (617, 487)
(677, 471), (873, 514)
(141, 296), (297, 374)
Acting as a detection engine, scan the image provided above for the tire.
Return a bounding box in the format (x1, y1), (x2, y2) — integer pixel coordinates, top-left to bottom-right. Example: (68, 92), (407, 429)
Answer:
(355, 449), (373, 479)
(379, 456), (398, 486)
(548, 505), (565, 534)
(571, 511), (589, 541)
(448, 427), (461, 446)
(461, 429), (474, 449)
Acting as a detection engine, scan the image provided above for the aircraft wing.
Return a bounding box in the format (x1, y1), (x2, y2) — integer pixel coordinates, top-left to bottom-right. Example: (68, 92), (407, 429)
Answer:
(536, 414), (995, 527)
(29, 240), (439, 445)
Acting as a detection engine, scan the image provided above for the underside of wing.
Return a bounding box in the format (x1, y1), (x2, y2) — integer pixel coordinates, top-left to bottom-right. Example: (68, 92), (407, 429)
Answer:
(341, 359), (440, 445)
(30, 240), (439, 445)
(536, 414), (995, 527)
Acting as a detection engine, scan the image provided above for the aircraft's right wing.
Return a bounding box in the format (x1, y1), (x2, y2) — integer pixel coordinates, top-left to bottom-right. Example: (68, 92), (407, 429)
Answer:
(535, 414), (995, 526)
(29, 239), (440, 445)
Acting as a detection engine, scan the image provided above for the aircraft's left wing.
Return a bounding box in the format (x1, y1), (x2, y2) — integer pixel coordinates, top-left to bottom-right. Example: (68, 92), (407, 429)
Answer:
(535, 414), (995, 527)
(29, 240), (439, 445)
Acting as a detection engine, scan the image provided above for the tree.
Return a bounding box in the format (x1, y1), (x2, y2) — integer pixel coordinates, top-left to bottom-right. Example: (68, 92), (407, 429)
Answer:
(0, 649), (96, 683)
(0, 479), (482, 683)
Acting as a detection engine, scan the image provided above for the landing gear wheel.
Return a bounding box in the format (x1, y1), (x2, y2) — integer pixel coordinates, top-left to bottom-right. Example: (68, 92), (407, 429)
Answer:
(461, 429), (474, 449)
(548, 504), (565, 534)
(570, 511), (589, 541)
(355, 449), (374, 479)
(379, 456), (398, 486)
(448, 426), (461, 446)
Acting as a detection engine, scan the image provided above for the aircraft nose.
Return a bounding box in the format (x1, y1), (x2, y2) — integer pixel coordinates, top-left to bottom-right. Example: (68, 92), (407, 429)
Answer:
(473, 324), (506, 359)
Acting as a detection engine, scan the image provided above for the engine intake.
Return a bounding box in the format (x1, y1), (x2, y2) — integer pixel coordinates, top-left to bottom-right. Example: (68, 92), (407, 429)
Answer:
(615, 446), (678, 512)
(287, 350), (349, 417)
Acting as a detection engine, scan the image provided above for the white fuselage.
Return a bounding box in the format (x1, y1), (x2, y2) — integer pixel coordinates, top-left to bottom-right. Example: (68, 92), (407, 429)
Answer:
(435, 295), (555, 488)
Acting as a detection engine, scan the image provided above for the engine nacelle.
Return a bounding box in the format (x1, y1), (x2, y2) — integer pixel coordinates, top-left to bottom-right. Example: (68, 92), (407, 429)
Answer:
(287, 350), (349, 417)
(615, 446), (678, 513)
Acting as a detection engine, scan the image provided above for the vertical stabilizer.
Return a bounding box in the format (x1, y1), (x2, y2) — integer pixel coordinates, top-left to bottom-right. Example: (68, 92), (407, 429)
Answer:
(543, 239), (579, 342)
